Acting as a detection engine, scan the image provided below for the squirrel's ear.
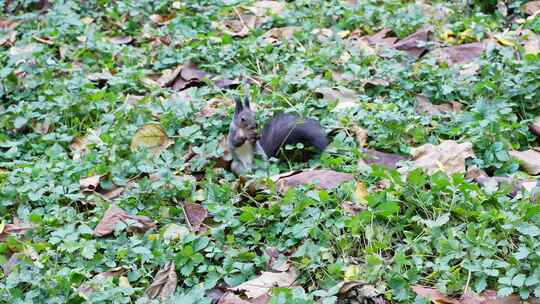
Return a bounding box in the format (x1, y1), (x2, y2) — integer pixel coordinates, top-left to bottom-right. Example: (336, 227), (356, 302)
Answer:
(234, 97), (243, 113)
(243, 97), (250, 109)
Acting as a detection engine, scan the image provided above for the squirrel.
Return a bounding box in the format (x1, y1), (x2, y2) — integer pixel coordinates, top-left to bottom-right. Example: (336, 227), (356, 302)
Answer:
(227, 96), (329, 176)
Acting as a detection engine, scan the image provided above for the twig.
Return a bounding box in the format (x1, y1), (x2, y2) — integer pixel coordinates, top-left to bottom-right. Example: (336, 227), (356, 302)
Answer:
(173, 197), (193, 231)
(464, 270), (472, 295)
(233, 7), (249, 30)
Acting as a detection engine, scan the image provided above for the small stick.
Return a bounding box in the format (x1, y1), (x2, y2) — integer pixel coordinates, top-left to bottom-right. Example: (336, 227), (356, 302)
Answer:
(173, 197), (193, 231)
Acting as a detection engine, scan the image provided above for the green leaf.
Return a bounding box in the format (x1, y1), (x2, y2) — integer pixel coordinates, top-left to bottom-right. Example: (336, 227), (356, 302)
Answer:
(375, 202), (400, 217)
(517, 223), (540, 237)
(512, 274), (526, 287)
(81, 240), (97, 260)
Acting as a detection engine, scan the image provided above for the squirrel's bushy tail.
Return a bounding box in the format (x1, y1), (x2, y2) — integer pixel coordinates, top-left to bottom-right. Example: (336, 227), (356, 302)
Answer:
(259, 113), (329, 158)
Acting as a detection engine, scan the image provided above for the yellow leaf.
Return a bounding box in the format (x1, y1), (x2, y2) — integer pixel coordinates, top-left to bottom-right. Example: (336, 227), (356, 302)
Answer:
(353, 181), (369, 205)
(130, 124), (173, 155)
(0, 221), (5, 234)
(148, 234), (159, 241)
(119, 276), (132, 288)
(344, 265), (360, 281)
(440, 29), (455, 43)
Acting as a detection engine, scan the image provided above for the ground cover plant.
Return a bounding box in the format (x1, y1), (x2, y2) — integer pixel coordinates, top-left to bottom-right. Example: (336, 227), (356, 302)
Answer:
(1, 0), (540, 303)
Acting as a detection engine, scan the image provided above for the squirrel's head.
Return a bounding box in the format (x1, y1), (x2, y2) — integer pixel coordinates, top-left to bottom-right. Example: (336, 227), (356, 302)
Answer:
(234, 96), (256, 130)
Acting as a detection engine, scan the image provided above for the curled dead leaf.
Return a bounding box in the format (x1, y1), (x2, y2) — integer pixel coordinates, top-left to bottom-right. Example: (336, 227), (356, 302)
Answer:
(130, 124), (173, 155)
(523, 1), (540, 15)
(94, 205), (156, 237)
(145, 261), (177, 300)
(229, 268), (297, 299)
(80, 175), (101, 194)
(274, 170), (354, 193)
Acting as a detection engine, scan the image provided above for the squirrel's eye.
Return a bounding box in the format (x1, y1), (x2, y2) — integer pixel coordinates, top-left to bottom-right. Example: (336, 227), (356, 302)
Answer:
(240, 117), (245, 122)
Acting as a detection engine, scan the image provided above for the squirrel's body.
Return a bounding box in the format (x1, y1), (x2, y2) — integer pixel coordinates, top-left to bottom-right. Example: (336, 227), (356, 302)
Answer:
(228, 97), (328, 176)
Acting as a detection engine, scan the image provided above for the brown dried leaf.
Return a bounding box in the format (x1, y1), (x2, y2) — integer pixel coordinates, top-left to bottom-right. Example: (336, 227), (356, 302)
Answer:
(218, 293), (252, 304)
(0, 223), (33, 241)
(249, 294), (271, 304)
(518, 30), (540, 55)
(341, 201), (367, 216)
(360, 148), (407, 169)
(393, 25), (432, 59)
(367, 28), (398, 48)
(261, 26), (299, 45)
(530, 117), (540, 137)
(99, 186), (124, 200)
(80, 175), (101, 194)
(81, 17), (94, 25)
(157, 65), (184, 87)
(411, 285), (460, 304)
(184, 203), (208, 232)
(523, 1), (540, 15)
(229, 268), (297, 298)
(149, 14), (175, 25)
(130, 124), (173, 155)
(94, 205), (156, 237)
(2, 253), (21, 276)
(70, 129), (103, 160)
(0, 30), (17, 47)
(248, 1), (286, 17)
(32, 120), (50, 134)
(479, 290), (522, 304)
(275, 170), (354, 193)
(416, 95), (461, 116)
(109, 36), (133, 45)
(33, 36), (54, 45)
(407, 140), (474, 175)
(312, 28), (334, 40)
(181, 63), (210, 81)
(353, 126), (368, 147)
(219, 14), (257, 37)
(215, 78), (241, 89)
(509, 149), (540, 175)
(78, 267), (127, 298)
(145, 261), (177, 300)
(353, 181), (369, 205)
(315, 86), (358, 110)
(431, 42), (486, 65)
(0, 19), (22, 30)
